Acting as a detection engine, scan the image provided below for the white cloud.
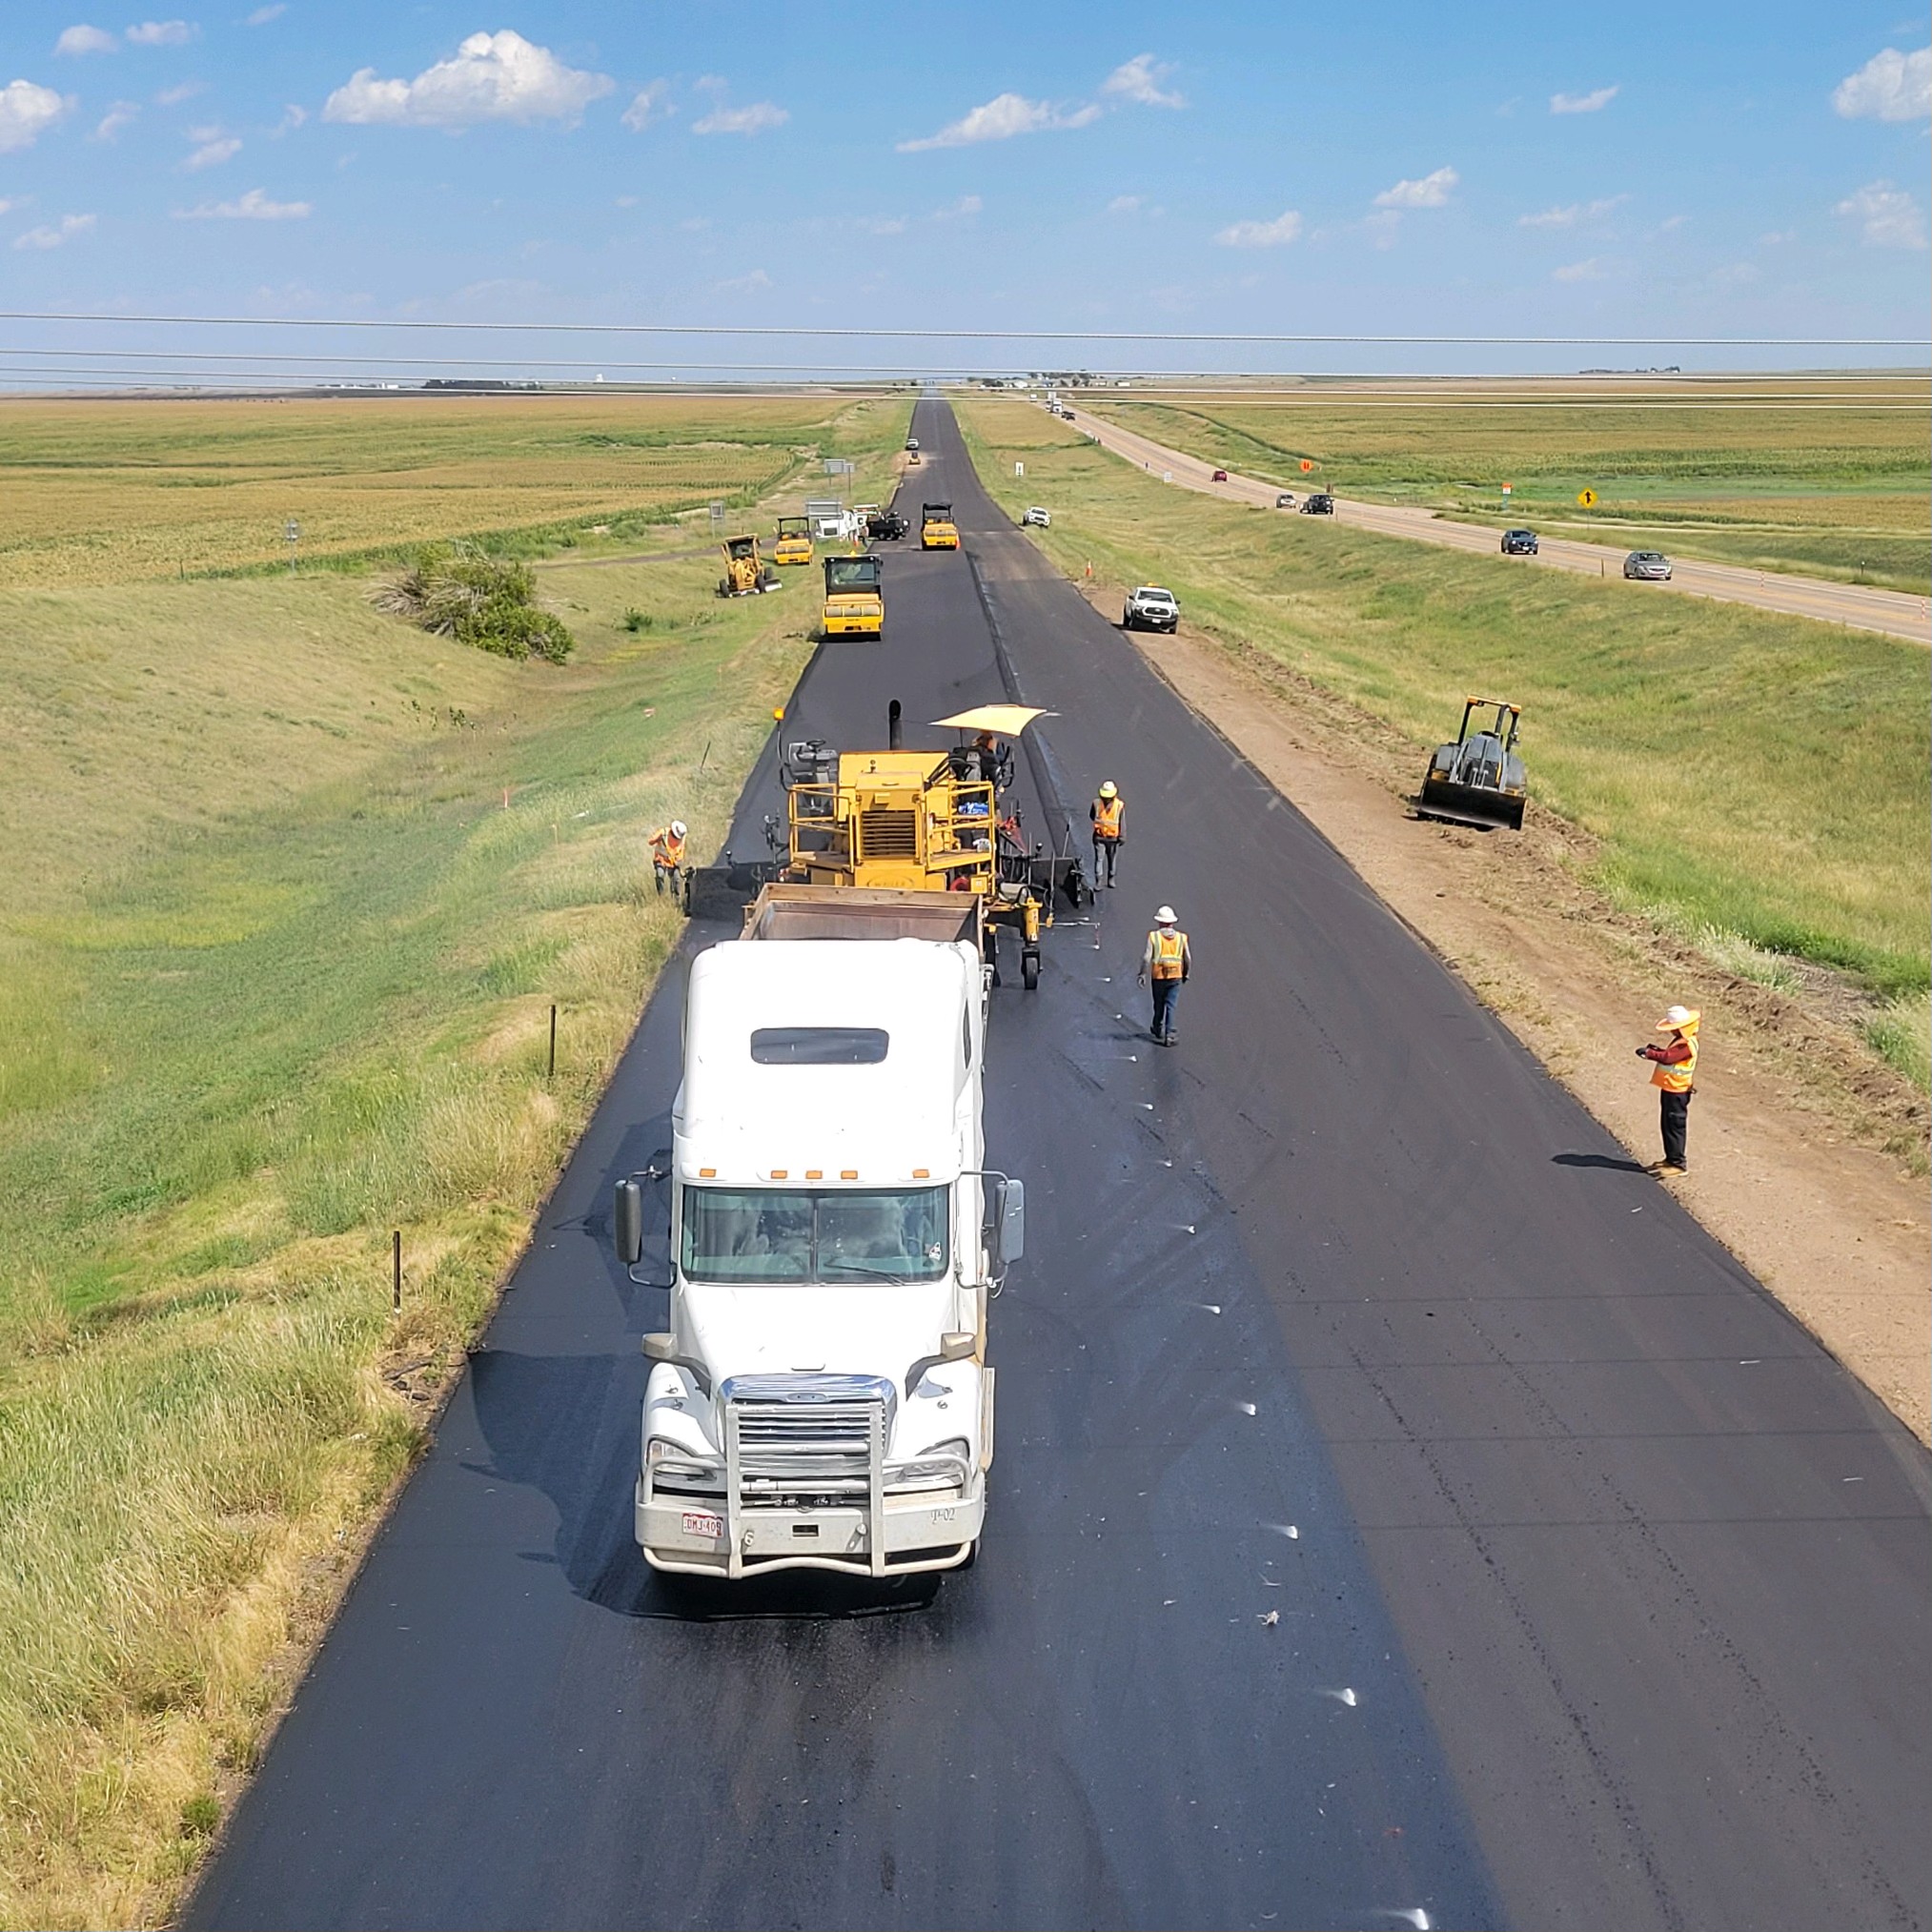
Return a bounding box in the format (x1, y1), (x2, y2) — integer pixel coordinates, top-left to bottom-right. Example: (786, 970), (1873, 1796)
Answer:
(175, 185), (309, 218)
(14, 211), (95, 249)
(1551, 85), (1617, 114)
(1831, 46), (1930, 121)
(245, 3), (286, 21)
(55, 24), (119, 54)
(323, 30), (613, 129)
(620, 79), (669, 131)
(1835, 178), (1926, 248)
(127, 20), (195, 46)
(1759, 228), (1795, 245)
(1517, 193), (1629, 229)
(1657, 213), (1689, 232)
(92, 97), (138, 138)
(0, 196), (25, 214)
(1362, 208), (1400, 248)
(154, 79), (200, 103)
(1215, 208), (1303, 248)
(1373, 165), (1458, 209)
(1107, 193), (1142, 214)
(714, 267), (771, 293)
(182, 133), (238, 168)
(1101, 54), (1183, 110)
(897, 91), (1098, 152)
(932, 193), (982, 219)
(275, 102), (305, 132)
(692, 99), (786, 135)
(1552, 256), (1607, 281)
(0, 79), (72, 151)
(1710, 261), (1761, 288)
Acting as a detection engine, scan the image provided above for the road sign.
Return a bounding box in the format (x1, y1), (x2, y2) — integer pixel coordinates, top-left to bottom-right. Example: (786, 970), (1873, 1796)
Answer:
(1501, 483), (1513, 497)
(1015, 461), (1025, 477)
(1299, 458), (1314, 473)
(1576, 488), (1598, 508)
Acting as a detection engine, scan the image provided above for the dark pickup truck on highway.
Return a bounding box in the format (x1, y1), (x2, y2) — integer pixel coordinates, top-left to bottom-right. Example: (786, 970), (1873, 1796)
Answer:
(1301, 492), (1335, 515)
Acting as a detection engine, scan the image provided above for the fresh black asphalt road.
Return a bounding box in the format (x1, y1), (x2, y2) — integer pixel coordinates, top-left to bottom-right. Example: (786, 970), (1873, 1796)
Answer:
(189, 400), (1932, 1932)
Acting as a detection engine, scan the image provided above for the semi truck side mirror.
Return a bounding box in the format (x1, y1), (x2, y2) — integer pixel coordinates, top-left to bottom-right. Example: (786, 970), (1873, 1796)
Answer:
(998, 1179), (1026, 1263)
(940, 1331), (976, 1362)
(641, 1332), (676, 1361)
(615, 1179), (644, 1266)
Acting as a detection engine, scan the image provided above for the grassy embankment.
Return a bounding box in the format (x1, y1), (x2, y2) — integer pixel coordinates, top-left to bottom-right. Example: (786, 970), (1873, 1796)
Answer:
(956, 397), (1930, 1088)
(1075, 376), (1932, 594)
(0, 391), (905, 585)
(0, 391), (909, 1929)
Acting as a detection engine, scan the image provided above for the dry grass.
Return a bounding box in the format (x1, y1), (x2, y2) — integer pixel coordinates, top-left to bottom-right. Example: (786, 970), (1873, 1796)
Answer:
(1077, 374), (1932, 592)
(0, 396), (910, 1927)
(0, 392), (906, 586)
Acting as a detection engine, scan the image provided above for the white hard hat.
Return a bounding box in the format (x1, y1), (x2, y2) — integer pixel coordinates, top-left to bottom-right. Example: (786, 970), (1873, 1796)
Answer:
(1155, 905), (1177, 925)
(1657, 1004), (1697, 1028)
(670, 820), (686, 837)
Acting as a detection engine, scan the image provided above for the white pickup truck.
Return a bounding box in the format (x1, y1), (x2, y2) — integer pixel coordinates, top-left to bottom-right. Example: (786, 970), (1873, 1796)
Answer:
(617, 886), (1023, 1580)
(1122, 584), (1180, 633)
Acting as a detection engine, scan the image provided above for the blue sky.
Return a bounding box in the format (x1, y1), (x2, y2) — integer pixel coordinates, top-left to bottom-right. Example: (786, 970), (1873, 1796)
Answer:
(1, 2), (1927, 375)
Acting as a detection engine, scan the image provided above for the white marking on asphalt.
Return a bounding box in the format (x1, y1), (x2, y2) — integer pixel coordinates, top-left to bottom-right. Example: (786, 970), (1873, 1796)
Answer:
(1236, 1400), (1257, 1415)
(1318, 1686), (1359, 1707)
(1259, 1609), (1279, 1626)
(1197, 1303), (1222, 1315)
(1267, 1523), (1300, 1539)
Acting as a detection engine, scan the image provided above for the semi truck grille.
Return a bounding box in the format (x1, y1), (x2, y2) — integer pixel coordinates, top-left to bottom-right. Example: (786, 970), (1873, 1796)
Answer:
(858, 807), (918, 859)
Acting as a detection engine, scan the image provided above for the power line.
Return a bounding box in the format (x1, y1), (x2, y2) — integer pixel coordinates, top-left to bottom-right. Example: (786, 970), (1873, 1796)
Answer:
(0, 309), (1924, 349)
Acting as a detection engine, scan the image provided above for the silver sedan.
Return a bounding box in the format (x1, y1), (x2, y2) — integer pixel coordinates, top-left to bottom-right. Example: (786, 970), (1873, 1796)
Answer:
(1623, 550), (1674, 581)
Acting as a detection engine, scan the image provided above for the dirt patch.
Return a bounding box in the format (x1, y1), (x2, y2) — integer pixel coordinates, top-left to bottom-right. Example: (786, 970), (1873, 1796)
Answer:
(1083, 581), (1930, 1440)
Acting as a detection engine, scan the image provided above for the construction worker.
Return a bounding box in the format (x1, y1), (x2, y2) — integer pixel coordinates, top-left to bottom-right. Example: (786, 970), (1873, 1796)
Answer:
(647, 820), (688, 898)
(1636, 1004), (1699, 1175)
(1089, 781), (1125, 889)
(1136, 905), (1190, 1046)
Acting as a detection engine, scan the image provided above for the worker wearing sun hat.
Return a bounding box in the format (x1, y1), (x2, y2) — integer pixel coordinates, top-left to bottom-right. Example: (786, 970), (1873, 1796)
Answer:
(1089, 780), (1125, 889)
(1636, 1005), (1699, 1175)
(648, 820), (688, 898)
(1137, 905), (1190, 1046)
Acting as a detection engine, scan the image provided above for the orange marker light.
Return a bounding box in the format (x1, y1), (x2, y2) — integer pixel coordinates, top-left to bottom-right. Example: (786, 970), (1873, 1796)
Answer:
(770, 1169), (788, 1180)
(841, 1169), (859, 1181)
(912, 1169), (929, 1179)
(805, 1169), (824, 1180)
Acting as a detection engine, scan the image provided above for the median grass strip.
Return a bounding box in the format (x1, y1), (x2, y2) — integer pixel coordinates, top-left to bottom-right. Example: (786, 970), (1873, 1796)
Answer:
(1076, 376), (1932, 593)
(0, 397), (908, 1928)
(957, 396), (1931, 1029)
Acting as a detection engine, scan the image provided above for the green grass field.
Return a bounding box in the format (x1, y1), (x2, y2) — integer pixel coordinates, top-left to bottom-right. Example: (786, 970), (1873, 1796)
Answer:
(1076, 376), (1932, 593)
(0, 392), (906, 586)
(0, 394), (908, 1928)
(958, 396), (1931, 1032)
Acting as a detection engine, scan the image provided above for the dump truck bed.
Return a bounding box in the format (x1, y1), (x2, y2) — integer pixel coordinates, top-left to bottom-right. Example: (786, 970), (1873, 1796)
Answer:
(740, 884), (983, 945)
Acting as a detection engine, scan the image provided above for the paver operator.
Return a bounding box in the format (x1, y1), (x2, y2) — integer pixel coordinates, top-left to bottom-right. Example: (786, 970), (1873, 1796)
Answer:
(1636, 1004), (1698, 1176)
(1089, 781), (1125, 889)
(1137, 905), (1190, 1047)
(648, 820), (688, 898)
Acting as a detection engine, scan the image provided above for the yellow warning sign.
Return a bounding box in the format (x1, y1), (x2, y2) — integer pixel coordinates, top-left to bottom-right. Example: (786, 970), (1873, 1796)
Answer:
(1576, 488), (1598, 508)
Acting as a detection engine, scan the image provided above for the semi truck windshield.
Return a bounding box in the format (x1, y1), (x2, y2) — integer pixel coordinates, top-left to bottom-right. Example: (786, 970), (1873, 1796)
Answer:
(681, 1187), (949, 1284)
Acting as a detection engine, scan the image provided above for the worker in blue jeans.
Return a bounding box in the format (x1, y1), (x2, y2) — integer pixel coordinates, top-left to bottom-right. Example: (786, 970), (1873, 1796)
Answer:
(1137, 905), (1191, 1045)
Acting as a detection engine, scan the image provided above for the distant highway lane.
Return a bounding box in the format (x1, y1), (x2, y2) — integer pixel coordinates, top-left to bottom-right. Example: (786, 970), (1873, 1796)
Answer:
(1077, 405), (1932, 645)
(187, 400), (1932, 1932)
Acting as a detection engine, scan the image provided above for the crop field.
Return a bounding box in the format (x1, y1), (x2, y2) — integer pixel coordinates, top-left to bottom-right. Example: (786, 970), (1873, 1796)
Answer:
(0, 391), (905, 587)
(957, 396), (1931, 1060)
(1077, 375), (1932, 593)
(0, 394), (907, 1926)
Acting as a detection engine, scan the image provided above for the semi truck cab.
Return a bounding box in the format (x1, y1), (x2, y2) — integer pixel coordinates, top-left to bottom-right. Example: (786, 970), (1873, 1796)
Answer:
(619, 928), (1022, 1578)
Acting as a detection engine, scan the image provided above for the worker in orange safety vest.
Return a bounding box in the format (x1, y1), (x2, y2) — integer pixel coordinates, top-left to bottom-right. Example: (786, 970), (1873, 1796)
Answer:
(1636, 1004), (1699, 1175)
(1089, 781), (1125, 889)
(648, 820), (688, 898)
(1136, 905), (1191, 1046)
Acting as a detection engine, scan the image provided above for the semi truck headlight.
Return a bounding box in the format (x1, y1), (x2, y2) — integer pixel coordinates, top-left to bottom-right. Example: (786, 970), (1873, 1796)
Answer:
(888, 1438), (970, 1493)
(646, 1438), (721, 1487)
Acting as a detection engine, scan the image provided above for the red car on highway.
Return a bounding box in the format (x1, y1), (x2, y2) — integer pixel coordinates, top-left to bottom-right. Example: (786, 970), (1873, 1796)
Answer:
(1210, 468), (1230, 481)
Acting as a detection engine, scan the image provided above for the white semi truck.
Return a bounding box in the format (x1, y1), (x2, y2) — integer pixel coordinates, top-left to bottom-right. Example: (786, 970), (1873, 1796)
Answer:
(616, 886), (1024, 1579)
